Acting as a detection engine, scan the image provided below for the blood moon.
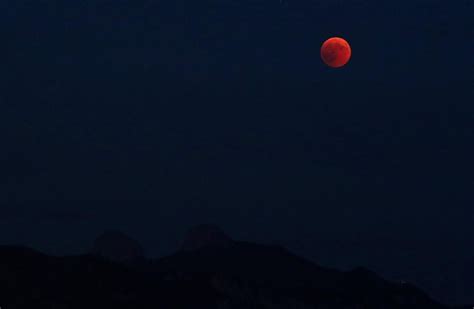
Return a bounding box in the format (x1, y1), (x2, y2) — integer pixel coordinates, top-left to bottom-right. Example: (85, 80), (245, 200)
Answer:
(321, 37), (352, 68)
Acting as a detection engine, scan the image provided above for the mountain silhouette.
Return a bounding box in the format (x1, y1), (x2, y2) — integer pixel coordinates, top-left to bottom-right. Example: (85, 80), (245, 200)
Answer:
(148, 240), (445, 308)
(90, 230), (145, 262)
(180, 224), (234, 251)
(0, 229), (447, 309)
(446, 256), (474, 306)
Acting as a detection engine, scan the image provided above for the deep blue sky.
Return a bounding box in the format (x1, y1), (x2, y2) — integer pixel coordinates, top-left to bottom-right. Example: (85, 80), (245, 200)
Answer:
(0, 0), (473, 302)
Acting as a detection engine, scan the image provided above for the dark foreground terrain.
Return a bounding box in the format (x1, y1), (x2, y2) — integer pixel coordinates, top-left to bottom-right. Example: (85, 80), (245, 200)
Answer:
(0, 241), (448, 309)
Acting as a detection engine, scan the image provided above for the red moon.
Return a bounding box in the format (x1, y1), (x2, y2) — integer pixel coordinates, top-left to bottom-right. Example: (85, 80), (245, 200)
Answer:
(321, 37), (352, 68)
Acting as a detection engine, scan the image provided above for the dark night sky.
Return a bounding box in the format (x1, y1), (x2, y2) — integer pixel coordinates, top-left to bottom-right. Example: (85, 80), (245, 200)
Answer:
(0, 0), (473, 300)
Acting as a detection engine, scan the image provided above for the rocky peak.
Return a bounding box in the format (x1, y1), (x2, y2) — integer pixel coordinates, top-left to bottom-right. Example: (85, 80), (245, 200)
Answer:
(90, 230), (144, 262)
(181, 224), (233, 252)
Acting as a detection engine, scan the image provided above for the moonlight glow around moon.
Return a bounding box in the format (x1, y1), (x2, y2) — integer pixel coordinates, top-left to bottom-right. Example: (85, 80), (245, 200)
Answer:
(321, 37), (352, 68)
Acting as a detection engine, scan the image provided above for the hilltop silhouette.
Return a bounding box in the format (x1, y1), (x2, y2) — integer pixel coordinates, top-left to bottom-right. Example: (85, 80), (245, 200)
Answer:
(0, 226), (449, 309)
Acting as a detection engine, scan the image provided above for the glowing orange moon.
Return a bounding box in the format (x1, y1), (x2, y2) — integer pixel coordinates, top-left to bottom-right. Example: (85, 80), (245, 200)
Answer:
(321, 37), (352, 68)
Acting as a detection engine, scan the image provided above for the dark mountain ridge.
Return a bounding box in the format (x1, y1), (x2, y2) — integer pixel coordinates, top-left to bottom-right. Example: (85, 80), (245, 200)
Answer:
(0, 242), (447, 309)
(89, 230), (145, 262)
